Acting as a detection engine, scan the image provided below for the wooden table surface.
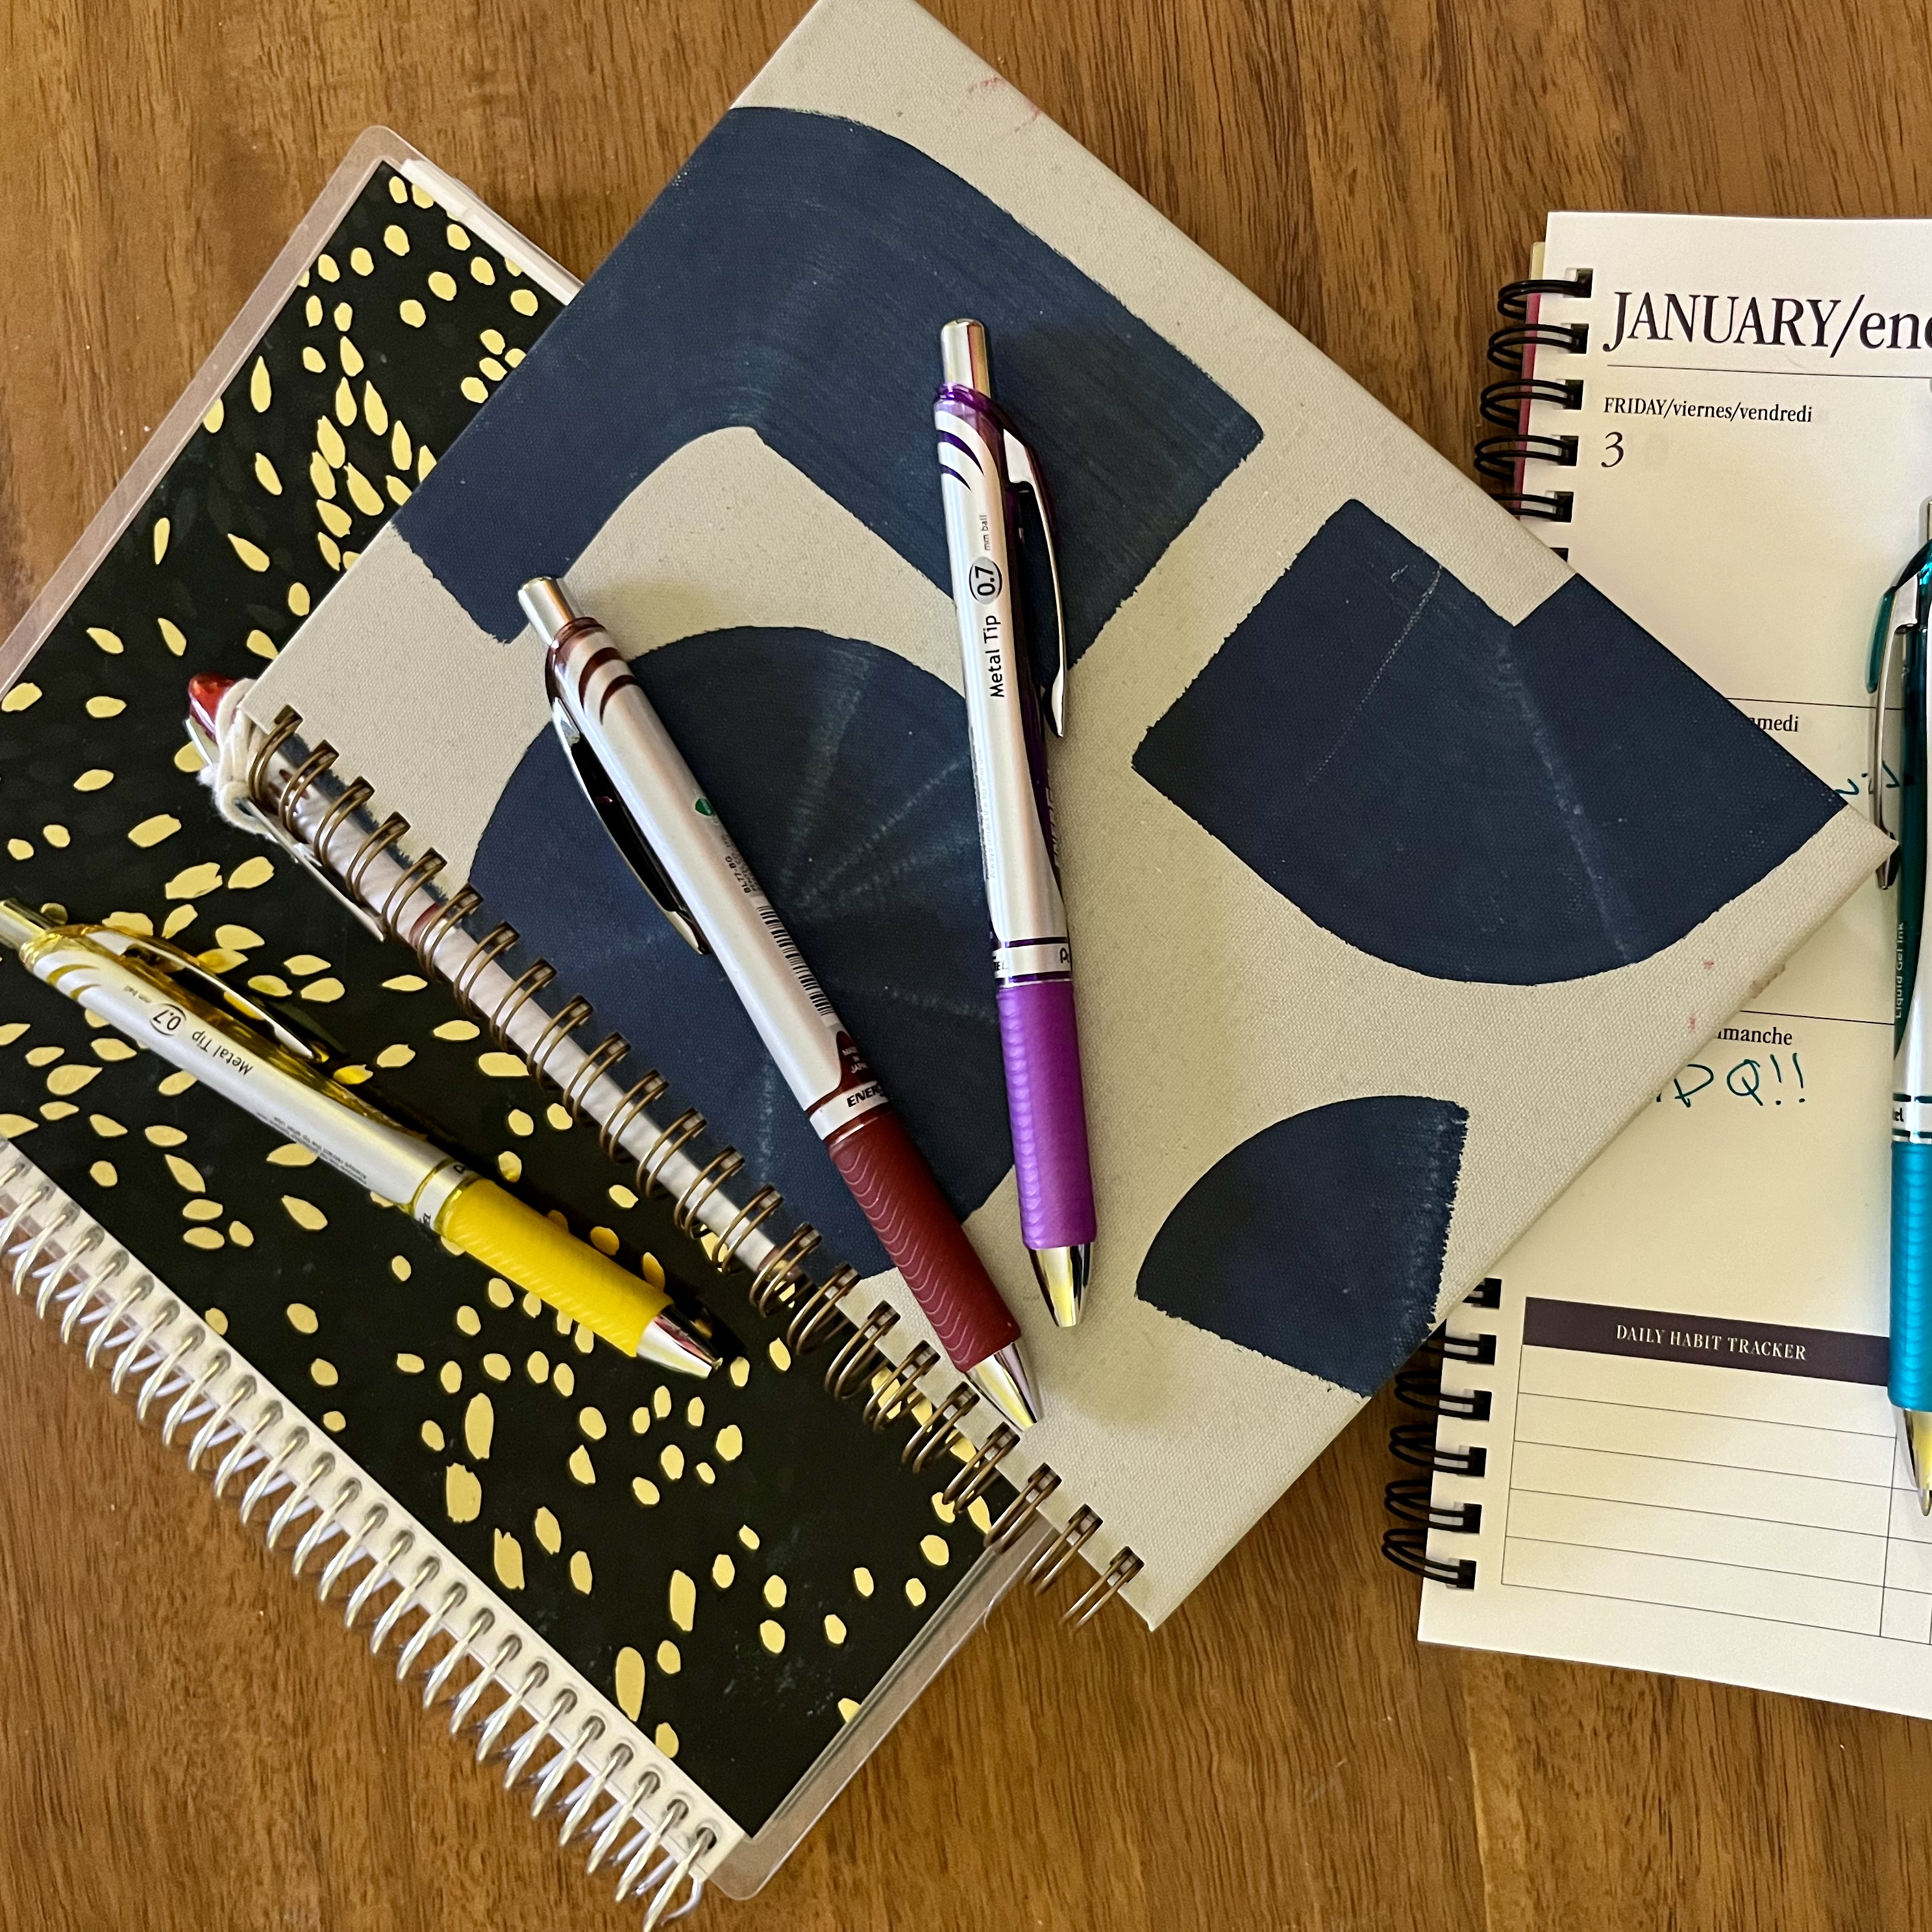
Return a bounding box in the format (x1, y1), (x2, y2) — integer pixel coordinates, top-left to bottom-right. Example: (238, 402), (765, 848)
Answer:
(3, 0), (1929, 1926)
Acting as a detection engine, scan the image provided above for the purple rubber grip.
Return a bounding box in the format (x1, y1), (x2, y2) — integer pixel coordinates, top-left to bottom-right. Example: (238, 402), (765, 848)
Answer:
(997, 979), (1098, 1249)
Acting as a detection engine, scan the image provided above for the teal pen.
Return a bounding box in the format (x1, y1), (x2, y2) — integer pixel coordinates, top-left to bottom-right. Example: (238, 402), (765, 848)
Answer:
(1872, 506), (1932, 1507)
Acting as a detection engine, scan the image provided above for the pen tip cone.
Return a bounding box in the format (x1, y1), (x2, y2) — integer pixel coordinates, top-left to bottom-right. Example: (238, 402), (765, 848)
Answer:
(638, 1306), (719, 1379)
(186, 672), (236, 741)
(1906, 1411), (1932, 1515)
(1030, 1244), (1090, 1328)
(969, 1342), (1040, 1430)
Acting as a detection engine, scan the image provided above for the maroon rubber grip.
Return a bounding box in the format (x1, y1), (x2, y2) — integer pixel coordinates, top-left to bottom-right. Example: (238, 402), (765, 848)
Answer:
(826, 1109), (1021, 1370)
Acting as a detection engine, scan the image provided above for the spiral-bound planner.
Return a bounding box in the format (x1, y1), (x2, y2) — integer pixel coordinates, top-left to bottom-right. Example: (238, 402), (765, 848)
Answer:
(0, 127), (1050, 1913)
(251, 0), (1890, 1634)
(1400, 214), (1932, 1717)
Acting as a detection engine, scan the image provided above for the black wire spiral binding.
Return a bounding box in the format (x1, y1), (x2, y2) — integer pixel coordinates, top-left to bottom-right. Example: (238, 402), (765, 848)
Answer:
(1378, 1277), (1502, 1590)
(1477, 270), (1592, 523)
(242, 704), (1145, 1626)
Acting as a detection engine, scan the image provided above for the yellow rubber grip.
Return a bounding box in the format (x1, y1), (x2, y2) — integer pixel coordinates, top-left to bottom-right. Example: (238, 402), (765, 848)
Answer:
(436, 1178), (669, 1356)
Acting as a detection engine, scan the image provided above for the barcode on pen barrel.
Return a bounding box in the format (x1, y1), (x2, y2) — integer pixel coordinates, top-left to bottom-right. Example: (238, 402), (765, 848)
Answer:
(758, 903), (836, 1016)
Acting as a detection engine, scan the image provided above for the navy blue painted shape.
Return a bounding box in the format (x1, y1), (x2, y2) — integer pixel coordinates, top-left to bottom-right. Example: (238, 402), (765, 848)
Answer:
(1133, 499), (1843, 984)
(1137, 1096), (1468, 1392)
(470, 627), (1010, 1274)
(394, 106), (1261, 656)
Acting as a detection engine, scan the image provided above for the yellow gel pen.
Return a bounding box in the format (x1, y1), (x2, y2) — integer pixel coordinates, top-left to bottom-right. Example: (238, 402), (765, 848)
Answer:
(0, 901), (714, 1376)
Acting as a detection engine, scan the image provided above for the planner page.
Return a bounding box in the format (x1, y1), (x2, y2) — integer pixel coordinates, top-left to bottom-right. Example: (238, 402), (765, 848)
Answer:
(1420, 213), (1932, 1705)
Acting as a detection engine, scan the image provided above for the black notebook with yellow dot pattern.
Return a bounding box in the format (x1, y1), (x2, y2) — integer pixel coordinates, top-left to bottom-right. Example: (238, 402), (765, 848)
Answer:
(0, 129), (1021, 1910)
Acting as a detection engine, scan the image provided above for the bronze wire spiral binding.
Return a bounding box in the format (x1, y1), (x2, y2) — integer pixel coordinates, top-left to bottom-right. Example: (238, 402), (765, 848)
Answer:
(1474, 269), (1593, 525)
(236, 702), (1144, 1626)
(0, 1154), (719, 1924)
(1378, 1277), (1502, 1590)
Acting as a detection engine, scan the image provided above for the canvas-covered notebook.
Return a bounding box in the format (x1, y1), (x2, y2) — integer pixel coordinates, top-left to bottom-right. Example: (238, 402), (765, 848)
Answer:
(0, 129), (1037, 1914)
(245, 3), (1889, 1628)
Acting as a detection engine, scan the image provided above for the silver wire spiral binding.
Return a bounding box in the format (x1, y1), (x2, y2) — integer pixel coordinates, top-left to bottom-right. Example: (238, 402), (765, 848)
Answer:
(0, 1152), (722, 1919)
(234, 704), (1144, 1620)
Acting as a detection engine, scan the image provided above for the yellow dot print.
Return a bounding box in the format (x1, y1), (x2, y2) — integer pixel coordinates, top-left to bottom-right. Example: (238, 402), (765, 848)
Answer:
(464, 1392), (494, 1460)
(613, 1648), (645, 1720)
(493, 1531), (525, 1591)
(669, 1570), (696, 1631)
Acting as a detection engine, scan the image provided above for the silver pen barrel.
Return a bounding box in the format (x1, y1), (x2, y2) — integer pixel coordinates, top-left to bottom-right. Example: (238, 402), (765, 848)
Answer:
(0, 909), (468, 1222)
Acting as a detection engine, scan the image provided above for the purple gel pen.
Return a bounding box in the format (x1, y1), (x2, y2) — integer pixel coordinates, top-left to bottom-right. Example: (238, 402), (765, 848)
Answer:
(935, 318), (1096, 1326)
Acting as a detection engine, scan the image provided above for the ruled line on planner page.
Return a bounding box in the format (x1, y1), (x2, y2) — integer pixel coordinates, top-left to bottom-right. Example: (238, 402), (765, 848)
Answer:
(1500, 1332), (1932, 1640)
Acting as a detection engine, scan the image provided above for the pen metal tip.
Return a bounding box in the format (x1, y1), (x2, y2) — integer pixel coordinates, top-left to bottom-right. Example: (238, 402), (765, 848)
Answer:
(968, 1341), (1039, 1430)
(1908, 1411), (1932, 1516)
(1030, 1243), (1090, 1328)
(638, 1306), (719, 1379)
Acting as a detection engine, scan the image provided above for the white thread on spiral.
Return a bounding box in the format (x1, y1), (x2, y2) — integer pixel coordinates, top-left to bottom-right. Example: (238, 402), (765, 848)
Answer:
(0, 1150), (722, 1920)
(201, 675), (267, 835)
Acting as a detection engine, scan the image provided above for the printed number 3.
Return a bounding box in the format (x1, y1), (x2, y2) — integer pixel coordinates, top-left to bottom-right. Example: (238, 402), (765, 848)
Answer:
(1602, 430), (1625, 469)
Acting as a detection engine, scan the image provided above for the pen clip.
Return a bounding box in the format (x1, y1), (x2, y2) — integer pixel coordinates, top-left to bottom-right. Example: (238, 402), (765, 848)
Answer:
(100, 930), (325, 1062)
(1874, 615), (1911, 888)
(186, 713), (389, 941)
(1002, 428), (1068, 736)
(544, 663), (710, 956)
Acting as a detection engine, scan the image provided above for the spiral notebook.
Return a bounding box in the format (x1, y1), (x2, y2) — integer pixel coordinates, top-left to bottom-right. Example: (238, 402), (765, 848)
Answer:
(247, 5), (1888, 1632)
(1411, 213), (1932, 1716)
(0, 129), (1041, 1913)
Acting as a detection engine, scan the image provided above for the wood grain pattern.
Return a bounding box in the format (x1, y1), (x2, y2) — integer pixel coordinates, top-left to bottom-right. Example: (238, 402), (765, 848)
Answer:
(0, 0), (1927, 1925)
